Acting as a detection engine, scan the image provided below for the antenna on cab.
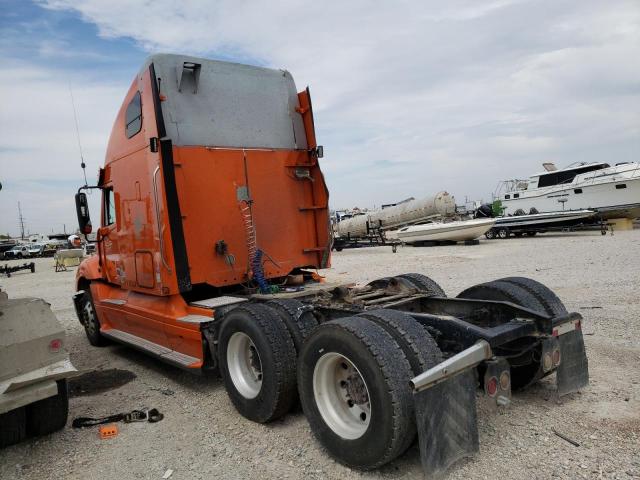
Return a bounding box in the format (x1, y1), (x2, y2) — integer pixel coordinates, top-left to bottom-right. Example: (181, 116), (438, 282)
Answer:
(69, 84), (89, 187)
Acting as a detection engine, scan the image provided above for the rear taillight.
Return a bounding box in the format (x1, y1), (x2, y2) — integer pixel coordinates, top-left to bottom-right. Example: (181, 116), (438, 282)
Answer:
(49, 338), (62, 352)
(486, 376), (498, 397)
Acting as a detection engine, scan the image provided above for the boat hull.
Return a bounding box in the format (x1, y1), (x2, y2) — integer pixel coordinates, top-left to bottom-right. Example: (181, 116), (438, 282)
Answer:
(396, 219), (496, 243)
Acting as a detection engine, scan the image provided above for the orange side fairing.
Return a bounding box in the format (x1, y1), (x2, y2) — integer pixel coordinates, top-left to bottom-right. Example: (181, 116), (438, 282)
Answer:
(90, 281), (209, 364)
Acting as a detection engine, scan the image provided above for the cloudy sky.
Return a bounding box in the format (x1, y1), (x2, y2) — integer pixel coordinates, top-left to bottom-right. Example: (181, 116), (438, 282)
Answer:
(0, 0), (638, 236)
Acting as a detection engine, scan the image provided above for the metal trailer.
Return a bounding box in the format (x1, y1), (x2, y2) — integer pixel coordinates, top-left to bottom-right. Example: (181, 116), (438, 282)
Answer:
(70, 54), (589, 477)
(0, 262), (35, 278)
(482, 210), (610, 239)
(485, 219), (610, 239)
(0, 291), (77, 448)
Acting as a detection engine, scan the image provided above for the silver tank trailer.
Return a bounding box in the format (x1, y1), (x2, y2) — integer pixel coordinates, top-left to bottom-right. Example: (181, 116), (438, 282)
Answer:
(336, 192), (456, 237)
(335, 213), (371, 237)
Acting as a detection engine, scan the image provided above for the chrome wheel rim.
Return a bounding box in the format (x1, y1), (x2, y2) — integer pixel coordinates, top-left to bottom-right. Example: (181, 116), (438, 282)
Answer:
(313, 352), (371, 439)
(227, 332), (263, 399)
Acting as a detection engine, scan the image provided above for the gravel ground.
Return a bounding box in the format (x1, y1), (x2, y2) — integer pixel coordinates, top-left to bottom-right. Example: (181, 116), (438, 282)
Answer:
(1, 230), (639, 480)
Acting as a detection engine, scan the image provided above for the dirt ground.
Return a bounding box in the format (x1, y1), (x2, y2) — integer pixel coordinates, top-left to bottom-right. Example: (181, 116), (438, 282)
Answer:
(1, 230), (639, 479)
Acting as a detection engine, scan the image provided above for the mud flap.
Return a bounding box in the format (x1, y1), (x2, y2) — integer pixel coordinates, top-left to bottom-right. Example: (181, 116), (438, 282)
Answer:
(414, 369), (479, 478)
(556, 329), (589, 396)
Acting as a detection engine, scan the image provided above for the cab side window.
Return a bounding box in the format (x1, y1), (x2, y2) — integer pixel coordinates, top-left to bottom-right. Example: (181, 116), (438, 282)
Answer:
(125, 91), (142, 138)
(104, 188), (116, 226)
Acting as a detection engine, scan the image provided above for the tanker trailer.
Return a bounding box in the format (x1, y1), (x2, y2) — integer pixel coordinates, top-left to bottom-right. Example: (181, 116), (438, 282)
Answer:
(335, 212), (371, 238)
(372, 191), (455, 230)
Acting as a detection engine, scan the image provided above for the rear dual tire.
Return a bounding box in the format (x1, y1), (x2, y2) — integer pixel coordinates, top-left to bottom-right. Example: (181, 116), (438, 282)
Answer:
(457, 277), (567, 389)
(298, 316), (417, 470)
(218, 304), (297, 423)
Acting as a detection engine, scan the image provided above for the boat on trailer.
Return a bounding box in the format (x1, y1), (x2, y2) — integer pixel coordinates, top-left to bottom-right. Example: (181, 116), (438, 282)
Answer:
(395, 218), (496, 244)
(485, 209), (598, 239)
(497, 161), (640, 220)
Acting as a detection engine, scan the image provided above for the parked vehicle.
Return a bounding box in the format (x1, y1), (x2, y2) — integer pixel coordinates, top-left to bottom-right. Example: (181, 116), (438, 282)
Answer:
(0, 290), (76, 448)
(28, 244), (45, 257)
(3, 245), (31, 259)
(0, 241), (17, 260)
(72, 54), (589, 476)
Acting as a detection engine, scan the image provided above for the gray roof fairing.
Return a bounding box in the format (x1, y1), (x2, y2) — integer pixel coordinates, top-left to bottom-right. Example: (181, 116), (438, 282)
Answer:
(141, 54), (308, 150)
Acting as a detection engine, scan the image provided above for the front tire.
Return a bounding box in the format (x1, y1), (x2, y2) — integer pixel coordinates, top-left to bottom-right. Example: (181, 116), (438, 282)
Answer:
(298, 316), (415, 470)
(218, 304), (297, 423)
(78, 288), (108, 347)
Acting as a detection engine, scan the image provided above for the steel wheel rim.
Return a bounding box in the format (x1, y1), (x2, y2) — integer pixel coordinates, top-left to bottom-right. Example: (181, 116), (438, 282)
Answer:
(227, 332), (263, 399)
(84, 301), (97, 335)
(313, 352), (371, 439)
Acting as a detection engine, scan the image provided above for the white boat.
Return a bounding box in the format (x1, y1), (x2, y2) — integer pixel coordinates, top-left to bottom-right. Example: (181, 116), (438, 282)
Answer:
(497, 162), (640, 220)
(395, 218), (496, 243)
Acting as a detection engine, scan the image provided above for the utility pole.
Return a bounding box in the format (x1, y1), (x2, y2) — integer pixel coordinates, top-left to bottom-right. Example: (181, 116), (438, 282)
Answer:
(17, 202), (25, 239)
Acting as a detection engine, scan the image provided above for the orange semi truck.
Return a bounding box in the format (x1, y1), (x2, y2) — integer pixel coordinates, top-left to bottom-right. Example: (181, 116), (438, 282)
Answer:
(73, 54), (589, 476)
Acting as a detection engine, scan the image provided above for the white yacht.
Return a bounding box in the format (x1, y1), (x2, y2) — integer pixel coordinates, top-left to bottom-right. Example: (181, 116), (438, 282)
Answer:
(497, 162), (640, 219)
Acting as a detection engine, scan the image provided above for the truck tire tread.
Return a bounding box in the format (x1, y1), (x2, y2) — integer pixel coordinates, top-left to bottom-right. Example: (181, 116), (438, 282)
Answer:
(0, 407), (26, 448)
(218, 303), (297, 423)
(25, 380), (69, 436)
(265, 299), (318, 352)
(358, 309), (442, 375)
(397, 273), (446, 297)
(498, 277), (568, 316)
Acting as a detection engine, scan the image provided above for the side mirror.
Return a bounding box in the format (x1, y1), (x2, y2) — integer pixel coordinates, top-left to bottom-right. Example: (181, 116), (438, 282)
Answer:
(75, 192), (92, 235)
(316, 145), (324, 158)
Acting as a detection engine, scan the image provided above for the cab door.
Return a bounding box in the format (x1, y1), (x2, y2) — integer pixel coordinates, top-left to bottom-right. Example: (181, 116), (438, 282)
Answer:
(98, 185), (122, 286)
(96, 183), (130, 332)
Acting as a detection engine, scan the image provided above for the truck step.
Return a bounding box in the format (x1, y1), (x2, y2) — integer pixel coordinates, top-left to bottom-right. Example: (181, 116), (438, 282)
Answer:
(101, 328), (199, 368)
(189, 296), (247, 309)
(102, 298), (126, 305)
(177, 314), (213, 324)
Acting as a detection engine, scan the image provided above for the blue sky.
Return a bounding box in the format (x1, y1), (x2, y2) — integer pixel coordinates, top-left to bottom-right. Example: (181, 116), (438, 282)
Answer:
(0, 0), (638, 236)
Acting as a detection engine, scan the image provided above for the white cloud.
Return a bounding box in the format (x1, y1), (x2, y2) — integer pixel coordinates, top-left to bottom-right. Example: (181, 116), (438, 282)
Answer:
(1, 0), (638, 235)
(0, 61), (122, 234)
